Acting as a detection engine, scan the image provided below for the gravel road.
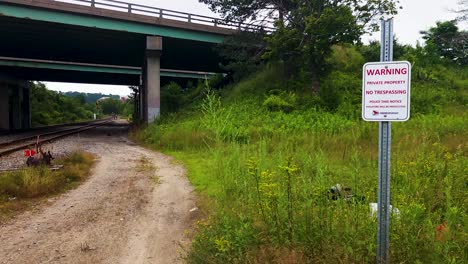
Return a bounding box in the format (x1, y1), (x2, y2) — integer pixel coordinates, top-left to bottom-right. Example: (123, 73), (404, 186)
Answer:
(0, 123), (197, 264)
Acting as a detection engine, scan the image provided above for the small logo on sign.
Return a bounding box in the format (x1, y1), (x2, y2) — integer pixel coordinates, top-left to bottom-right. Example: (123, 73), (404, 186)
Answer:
(373, 110), (379, 116)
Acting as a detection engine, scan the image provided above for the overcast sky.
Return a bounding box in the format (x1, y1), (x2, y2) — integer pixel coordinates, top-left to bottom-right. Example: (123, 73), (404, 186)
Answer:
(46, 0), (465, 96)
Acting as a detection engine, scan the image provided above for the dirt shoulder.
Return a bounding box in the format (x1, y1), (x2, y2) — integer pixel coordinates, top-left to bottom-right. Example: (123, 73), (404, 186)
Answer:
(0, 125), (196, 264)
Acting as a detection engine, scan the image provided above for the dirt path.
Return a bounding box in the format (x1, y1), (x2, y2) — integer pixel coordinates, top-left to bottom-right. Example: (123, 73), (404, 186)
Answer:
(0, 125), (197, 264)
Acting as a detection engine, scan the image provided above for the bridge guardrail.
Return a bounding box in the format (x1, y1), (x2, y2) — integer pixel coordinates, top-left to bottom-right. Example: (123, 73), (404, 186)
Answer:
(56, 0), (275, 32)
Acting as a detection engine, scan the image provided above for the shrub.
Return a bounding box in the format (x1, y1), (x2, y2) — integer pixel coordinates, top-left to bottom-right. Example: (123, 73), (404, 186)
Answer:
(319, 71), (360, 111)
(263, 92), (297, 112)
(160, 82), (185, 113)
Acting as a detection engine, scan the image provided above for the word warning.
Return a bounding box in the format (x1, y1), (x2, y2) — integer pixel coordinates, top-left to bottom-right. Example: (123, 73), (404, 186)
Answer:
(362, 61), (411, 121)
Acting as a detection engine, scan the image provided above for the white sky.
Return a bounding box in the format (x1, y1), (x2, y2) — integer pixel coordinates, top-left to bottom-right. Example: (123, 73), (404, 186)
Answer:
(46, 0), (465, 96)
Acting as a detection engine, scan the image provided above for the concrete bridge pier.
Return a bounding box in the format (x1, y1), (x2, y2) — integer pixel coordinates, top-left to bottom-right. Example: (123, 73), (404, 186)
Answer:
(142, 36), (162, 123)
(0, 76), (31, 130)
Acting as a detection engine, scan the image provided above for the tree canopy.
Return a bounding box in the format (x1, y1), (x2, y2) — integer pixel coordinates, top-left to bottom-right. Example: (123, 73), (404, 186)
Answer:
(30, 82), (95, 126)
(201, 0), (401, 90)
(421, 20), (467, 66)
(453, 0), (467, 22)
(200, 0), (400, 31)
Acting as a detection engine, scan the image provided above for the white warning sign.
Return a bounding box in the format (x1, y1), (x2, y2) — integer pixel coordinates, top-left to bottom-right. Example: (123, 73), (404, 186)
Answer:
(362, 61), (411, 121)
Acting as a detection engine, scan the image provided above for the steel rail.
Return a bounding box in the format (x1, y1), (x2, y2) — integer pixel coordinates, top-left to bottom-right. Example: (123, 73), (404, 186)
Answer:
(55, 0), (275, 32)
(0, 118), (112, 136)
(0, 119), (113, 157)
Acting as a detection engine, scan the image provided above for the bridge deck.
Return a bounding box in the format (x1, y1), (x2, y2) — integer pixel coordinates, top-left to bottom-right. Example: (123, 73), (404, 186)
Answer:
(0, 0), (240, 84)
(0, 0), (243, 37)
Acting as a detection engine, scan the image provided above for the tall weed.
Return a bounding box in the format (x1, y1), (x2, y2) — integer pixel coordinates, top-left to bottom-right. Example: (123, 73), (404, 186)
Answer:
(0, 152), (95, 219)
(137, 66), (467, 262)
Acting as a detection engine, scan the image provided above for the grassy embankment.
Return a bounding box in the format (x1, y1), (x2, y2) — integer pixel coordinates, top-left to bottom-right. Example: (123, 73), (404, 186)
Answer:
(136, 62), (467, 262)
(0, 152), (95, 222)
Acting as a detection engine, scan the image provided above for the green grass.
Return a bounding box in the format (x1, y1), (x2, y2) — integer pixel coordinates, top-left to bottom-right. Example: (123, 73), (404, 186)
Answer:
(135, 64), (468, 263)
(0, 152), (95, 221)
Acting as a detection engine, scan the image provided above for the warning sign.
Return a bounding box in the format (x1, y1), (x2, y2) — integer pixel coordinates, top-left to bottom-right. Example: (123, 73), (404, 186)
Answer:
(362, 61), (411, 121)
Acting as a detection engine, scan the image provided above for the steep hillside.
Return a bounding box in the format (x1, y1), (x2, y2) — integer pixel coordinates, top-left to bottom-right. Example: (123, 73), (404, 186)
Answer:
(136, 44), (467, 262)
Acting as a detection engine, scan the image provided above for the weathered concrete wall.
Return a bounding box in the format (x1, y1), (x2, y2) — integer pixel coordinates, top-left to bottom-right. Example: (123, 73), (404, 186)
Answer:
(0, 84), (10, 130)
(0, 75), (30, 130)
(22, 86), (31, 129)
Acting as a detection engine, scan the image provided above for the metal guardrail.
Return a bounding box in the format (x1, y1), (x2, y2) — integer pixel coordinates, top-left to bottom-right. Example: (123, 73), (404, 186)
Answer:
(55, 0), (275, 32)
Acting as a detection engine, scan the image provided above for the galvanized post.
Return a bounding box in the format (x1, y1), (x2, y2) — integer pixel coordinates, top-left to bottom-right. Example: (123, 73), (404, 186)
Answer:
(127, 4), (132, 13)
(377, 18), (393, 264)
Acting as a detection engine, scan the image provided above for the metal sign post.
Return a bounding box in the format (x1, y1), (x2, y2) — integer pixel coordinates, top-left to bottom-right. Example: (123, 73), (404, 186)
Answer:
(377, 18), (393, 264)
(362, 18), (411, 264)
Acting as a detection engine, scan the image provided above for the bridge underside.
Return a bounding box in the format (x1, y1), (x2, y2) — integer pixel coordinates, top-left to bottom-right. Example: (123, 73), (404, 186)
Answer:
(0, 66), (139, 86)
(0, 16), (223, 73)
(0, 0), (230, 127)
(0, 58), (216, 86)
(0, 76), (30, 130)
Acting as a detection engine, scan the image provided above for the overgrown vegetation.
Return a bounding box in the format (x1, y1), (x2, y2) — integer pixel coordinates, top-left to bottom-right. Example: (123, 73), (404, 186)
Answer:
(0, 152), (95, 221)
(31, 82), (97, 126)
(134, 1), (467, 259)
(30, 82), (134, 125)
(136, 43), (466, 262)
(203, 0), (401, 90)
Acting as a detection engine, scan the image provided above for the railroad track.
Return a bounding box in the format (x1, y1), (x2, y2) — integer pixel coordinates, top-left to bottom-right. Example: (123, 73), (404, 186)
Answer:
(0, 119), (113, 136)
(0, 119), (114, 157)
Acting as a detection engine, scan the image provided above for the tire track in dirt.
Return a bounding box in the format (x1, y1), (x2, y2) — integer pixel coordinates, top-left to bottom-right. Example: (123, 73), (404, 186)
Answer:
(0, 126), (196, 264)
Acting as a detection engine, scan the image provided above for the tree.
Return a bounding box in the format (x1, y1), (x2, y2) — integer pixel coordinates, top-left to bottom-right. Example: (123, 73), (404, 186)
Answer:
(200, 0), (400, 31)
(421, 21), (467, 66)
(216, 31), (267, 81)
(30, 82), (94, 126)
(263, 5), (361, 86)
(122, 93), (135, 120)
(200, 0), (400, 91)
(200, 0), (290, 26)
(358, 37), (412, 62)
(453, 0), (467, 22)
(74, 94), (86, 105)
(99, 98), (124, 115)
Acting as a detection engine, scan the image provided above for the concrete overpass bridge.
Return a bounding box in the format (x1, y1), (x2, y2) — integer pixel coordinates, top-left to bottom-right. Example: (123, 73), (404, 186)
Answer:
(0, 0), (271, 129)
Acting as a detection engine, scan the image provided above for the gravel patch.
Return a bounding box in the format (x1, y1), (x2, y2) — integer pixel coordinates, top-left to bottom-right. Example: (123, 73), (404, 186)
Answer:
(0, 134), (84, 170)
(0, 120), (130, 170)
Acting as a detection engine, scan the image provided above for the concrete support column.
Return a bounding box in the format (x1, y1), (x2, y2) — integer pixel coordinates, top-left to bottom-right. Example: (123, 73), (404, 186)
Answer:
(22, 86), (31, 129)
(0, 84), (9, 130)
(10, 87), (20, 129)
(144, 36), (162, 123)
(0, 77), (29, 130)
